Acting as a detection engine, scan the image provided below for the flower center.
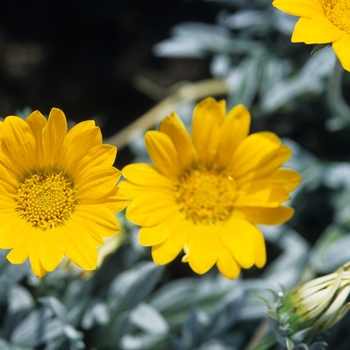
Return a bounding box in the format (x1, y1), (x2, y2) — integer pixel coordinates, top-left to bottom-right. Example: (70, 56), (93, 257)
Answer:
(174, 168), (236, 224)
(325, 0), (350, 35)
(16, 172), (77, 229)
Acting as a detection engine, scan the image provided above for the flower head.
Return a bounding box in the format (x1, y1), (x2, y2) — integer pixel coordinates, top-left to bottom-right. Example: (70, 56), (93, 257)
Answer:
(0, 108), (129, 277)
(267, 263), (350, 348)
(272, 0), (350, 72)
(120, 98), (301, 279)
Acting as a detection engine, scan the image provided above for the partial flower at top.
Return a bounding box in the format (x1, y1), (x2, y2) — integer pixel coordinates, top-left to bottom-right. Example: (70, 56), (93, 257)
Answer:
(272, 0), (350, 72)
(120, 98), (301, 279)
(0, 109), (129, 277)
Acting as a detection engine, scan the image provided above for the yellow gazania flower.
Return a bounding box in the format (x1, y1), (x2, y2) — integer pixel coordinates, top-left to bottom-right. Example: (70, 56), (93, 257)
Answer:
(272, 0), (350, 72)
(120, 98), (301, 279)
(0, 108), (129, 277)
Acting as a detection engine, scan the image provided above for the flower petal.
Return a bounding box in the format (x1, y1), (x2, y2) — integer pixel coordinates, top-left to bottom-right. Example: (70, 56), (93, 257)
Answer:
(61, 223), (98, 270)
(333, 35), (350, 72)
(76, 167), (121, 199)
(186, 225), (220, 274)
(39, 228), (64, 272)
(26, 110), (47, 167)
(192, 98), (225, 167)
(236, 206), (294, 225)
(58, 125), (101, 172)
(272, 0), (324, 18)
(235, 185), (291, 207)
(126, 191), (178, 227)
(235, 145), (292, 187)
(73, 144), (117, 181)
(122, 164), (174, 189)
(139, 213), (181, 246)
(43, 108), (68, 166)
(216, 247), (241, 279)
(220, 217), (259, 269)
(159, 112), (198, 171)
(6, 239), (30, 264)
(230, 133), (281, 179)
(238, 169), (302, 192)
(292, 16), (343, 44)
(216, 104), (250, 169)
(151, 220), (189, 264)
(0, 215), (30, 248)
(72, 204), (121, 238)
(145, 131), (180, 180)
(2, 116), (36, 174)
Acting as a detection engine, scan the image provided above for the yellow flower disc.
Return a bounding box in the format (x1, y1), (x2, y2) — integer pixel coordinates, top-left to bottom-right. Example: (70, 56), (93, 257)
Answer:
(175, 168), (236, 224)
(16, 172), (77, 229)
(325, 0), (350, 35)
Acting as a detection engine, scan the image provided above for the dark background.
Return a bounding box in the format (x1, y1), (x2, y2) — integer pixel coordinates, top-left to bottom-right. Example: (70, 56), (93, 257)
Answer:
(0, 0), (218, 144)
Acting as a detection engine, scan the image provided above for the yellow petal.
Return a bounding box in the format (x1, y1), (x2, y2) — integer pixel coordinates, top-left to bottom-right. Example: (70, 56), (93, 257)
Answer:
(272, 0), (324, 18)
(43, 108), (68, 166)
(216, 247), (241, 279)
(230, 133), (281, 179)
(192, 97), (225, 167)
(0, 215), (30, 248)
(61, 223), (98, 270)
(126, 191), (178, 226)
(122, 163), (174, 189)
(72, 204), (121, 237)
(2, 116), (36, 174)
(29, 232), (48, 278)
(333, 35), (350, 72)
(87, 186), (130, 213)
(238, 169), (302, 193)
(58, 126), (101, 171)
(6, 239), (30, 264)
(235, 145), (292, 187)
(26, 110), (47, 167)
(251, 226), (266, 268)
(235, 186), (291, 207)
(73, 144), (117, 181)
(76, 167), (121, 199)
(145, 131), (180, 180)
(139, 213), (181, 246)
(186, 225), (220, 274)
(235, 206), (295, 225)
(220, 217), (258, 269)
(159, 112), (198, 171)
(151, 221), (189, 264)
(216, 104), (250, 169)
(39, 228), (64, 272)
(292, 16), (343, 44)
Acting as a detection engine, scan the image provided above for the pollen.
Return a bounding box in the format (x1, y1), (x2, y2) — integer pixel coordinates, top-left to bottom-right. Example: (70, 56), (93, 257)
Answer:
(325, 0), (350, 35)
(16, 172), (78, 229)
(174, 167), (236, 225)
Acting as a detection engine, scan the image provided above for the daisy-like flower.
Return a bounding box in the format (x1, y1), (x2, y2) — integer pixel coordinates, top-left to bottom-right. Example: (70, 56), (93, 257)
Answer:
(120, 98), (301, 279)
(0, 108), (129, 277)
(272, 0), (350, 72)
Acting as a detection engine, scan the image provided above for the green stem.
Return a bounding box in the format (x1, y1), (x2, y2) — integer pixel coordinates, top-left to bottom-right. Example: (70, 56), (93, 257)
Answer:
(251, 334), (277, 350)
(327, 58), (350, 123)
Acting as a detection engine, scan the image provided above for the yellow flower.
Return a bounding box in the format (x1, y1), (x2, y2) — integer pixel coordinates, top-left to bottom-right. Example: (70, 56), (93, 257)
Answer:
(120, 98), (301, 279)
(272, 0), (350, 72)
(0, 108), (129, 277)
